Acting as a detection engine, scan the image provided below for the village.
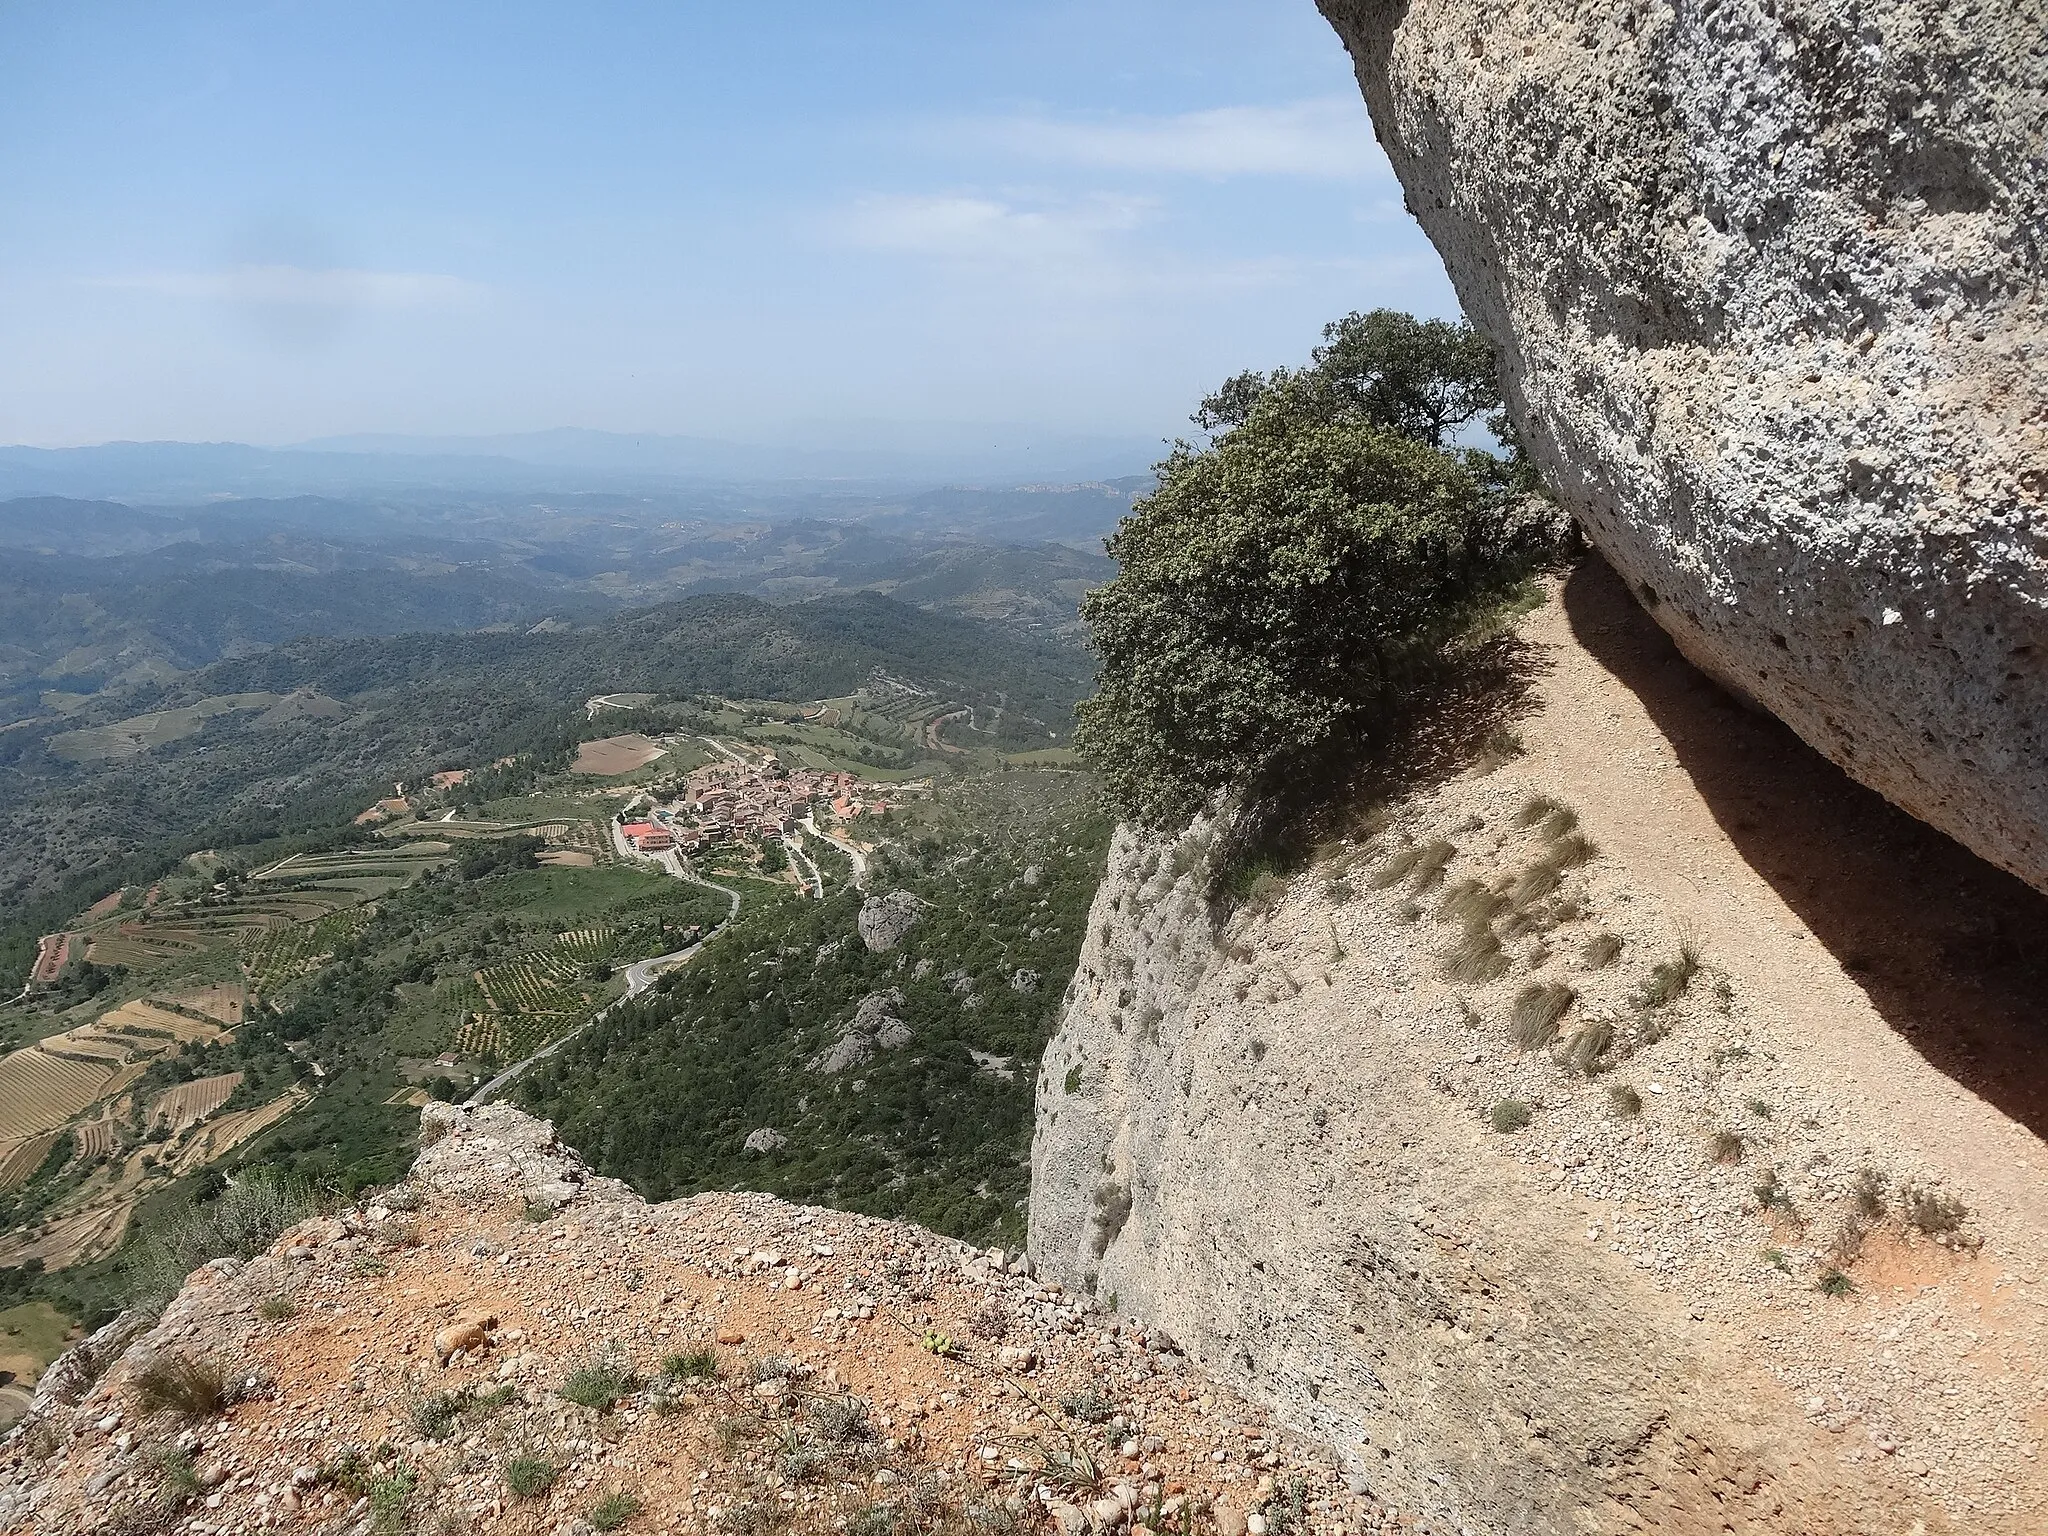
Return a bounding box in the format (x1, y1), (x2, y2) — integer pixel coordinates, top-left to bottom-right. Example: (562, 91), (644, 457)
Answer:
(614, 745), (904, 865)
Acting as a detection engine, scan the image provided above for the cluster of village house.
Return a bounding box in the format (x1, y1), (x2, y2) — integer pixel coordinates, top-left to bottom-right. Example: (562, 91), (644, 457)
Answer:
(616, 756), (889, 854)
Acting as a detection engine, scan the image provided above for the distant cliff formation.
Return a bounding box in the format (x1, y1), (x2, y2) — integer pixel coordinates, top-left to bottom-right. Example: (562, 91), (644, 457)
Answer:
(1317, 0), (2048, 890)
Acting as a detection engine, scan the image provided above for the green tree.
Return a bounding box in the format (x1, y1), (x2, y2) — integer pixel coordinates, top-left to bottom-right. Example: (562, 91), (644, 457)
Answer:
(1195, 308), (1502, 449)
(1079, 360), (1541, 825)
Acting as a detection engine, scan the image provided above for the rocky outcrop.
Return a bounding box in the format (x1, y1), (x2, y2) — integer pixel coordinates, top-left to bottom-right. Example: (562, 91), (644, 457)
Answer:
(1316, 0), (2048, 891)
(1030, 582), (2048, 1535)
(857, 890), (922, 952)
(0, 1103), (1372, 1536)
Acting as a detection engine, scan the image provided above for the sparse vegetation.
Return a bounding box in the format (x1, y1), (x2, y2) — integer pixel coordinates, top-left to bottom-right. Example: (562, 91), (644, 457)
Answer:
(662, 1347), (721, 1381)
(504, 1455), (558, 1498)
(590, 1491), (643, 1532)
(1581, 932), (1622, 969)
(1060, 1387), (1116, 1424)
(1708, 1129), (1746, 1164)
(1817, 1268), (1857, 1298)
(1606, 1082), (1643, 1117)
(257, 1294), (297, 1322)
(1901, 1183), (1966, 1236)
(558, 1351), (641, 1412)
(1510, 983), (1575, 1050)
(1851, 1169), (1887, 1220)
(1490, 1098), (1532, 1133)
(125, 1168), (324, 1306)
(131, 1351), (230, 1419)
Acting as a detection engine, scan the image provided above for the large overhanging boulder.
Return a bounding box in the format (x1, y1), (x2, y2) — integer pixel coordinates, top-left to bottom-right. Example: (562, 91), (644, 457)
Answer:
(1318, 0), (2048, 890)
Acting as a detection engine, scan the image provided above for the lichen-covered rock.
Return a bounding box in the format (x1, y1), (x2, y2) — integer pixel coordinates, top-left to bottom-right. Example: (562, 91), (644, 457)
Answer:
(742, 1127), (787, 1154)
(1318, 0), (2048, 890)
(857, 891), (922, 952)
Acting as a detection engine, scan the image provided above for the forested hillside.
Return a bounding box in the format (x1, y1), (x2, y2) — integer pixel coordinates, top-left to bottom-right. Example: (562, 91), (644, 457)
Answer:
(516, 771), (1108, 1245)
(0, 592), (1090, 986)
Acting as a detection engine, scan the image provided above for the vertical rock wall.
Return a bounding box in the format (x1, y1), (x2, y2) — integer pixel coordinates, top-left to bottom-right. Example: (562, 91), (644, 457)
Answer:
(1315, 0), (2048, 891)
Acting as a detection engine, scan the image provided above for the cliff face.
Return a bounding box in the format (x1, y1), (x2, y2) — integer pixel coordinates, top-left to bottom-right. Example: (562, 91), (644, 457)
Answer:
(1030, 572), (2048, 1535)
(1315, 0), (2048, 893)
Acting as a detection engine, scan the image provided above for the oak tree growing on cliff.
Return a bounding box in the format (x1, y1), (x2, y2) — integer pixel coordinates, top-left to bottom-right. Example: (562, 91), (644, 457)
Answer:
(1077, 313), (1551, 825)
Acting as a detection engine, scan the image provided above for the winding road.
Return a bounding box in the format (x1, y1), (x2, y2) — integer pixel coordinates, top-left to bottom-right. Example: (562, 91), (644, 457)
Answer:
(466, 848), (742, 1107)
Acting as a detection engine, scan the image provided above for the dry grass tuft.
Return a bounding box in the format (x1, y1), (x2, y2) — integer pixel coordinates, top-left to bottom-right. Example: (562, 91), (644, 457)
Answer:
(1606, 1082), (1643, 1117)
(1634, 940), (1702, 1008)
(1850, 1170), (1887, 1221)
(1510, 983), (1575, 1050)
(1435, 879), (1507, 927)
(1515, 796), (1566, 828)
(1557, 1017), (1613, 1075)
(131, 1352), (230, 1419)
(1581, 932), (1623, 970)
(1441, 924), (1510, 984)
(1371, 839), (1456, 892)
(1708, 1129), (1746, 1165)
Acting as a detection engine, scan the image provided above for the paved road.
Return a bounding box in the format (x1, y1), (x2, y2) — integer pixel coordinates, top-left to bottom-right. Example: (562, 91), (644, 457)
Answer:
(801, 814), (870, 888)
(467, 843), (743, 1107)
(466, 936), (705, 1106)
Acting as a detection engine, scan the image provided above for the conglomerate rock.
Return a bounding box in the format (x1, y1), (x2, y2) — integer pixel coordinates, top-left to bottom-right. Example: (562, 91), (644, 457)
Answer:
(1317, 0), (2048, 890)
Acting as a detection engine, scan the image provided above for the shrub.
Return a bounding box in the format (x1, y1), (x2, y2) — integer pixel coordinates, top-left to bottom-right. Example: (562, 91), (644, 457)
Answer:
(1060, 1388), (1116, 1424)
(1901, 1183), (1965, 1235)
(411, 1387), (470, 1441)
(131, 1352), (230, 1419)
(1510, 984), (1575, 1050)
(590, 1491), (643, 1532)
(504, 1455), (558, 1497)
(125, 1169), (323, 1306)
(1850, 1169), (1887, 1220)
(810, 1394), (874, 1446)
(1075, 353), (1540, 824)
(1817, 1268), (1857, 1298)
(1490, 1099), (1532, 1133)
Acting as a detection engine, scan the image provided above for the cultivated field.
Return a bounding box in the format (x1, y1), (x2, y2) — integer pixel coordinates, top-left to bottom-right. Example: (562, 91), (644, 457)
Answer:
(0, 1134), (60, 1194)
(241, 907), (374, 997)
(0, 1049), (118, 1138)
(167, 1087), (306, 1176)
(93, 999), (227, 1046)
(48, 692), (282, 763)
(152, 982), (245, 1025)
(572, 733), (664, 776)
(147, 1073), (242, 1134)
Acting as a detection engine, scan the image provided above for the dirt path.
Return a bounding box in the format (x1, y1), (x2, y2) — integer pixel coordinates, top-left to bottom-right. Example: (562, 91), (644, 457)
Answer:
(1523, 562), (2048, 1244)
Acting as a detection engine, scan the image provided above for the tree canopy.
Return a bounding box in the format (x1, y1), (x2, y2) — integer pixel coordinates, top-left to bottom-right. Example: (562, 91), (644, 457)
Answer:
(1078, 310), (1552, 826)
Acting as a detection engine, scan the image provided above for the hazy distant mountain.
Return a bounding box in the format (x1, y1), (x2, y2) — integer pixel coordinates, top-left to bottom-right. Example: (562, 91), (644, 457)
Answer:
(0, 428), (1160, 502)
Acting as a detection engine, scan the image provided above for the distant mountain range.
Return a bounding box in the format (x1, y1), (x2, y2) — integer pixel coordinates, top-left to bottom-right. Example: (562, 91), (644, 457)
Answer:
(0, 427), (1164, 502)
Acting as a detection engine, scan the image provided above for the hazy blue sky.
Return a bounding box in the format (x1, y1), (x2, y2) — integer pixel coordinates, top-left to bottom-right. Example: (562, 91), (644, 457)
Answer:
(0, 2), (1455, 449)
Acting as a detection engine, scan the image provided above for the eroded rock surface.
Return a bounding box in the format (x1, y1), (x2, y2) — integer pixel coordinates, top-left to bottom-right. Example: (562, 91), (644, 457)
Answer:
(1318, 0), (2048, 890)
(1030, 583), (2048, 1536)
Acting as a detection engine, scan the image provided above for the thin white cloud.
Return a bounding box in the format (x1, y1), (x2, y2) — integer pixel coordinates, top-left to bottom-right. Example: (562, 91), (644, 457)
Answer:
(964, 98), (1388, 180)
(831, 192), (1156, 266)
(88, 264), (482, 308)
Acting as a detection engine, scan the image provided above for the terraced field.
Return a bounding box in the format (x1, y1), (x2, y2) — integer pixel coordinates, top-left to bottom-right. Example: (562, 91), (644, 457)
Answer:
(241, 907), (374, 997)
(0, 1134), (60, 1194)
(0, 1049), (118, 1138)
(147, 1073), (243, 1134)
(152, 982), (245, 1025)
(166, 1087), (306, 1176)
(93, 999), (226, 1046)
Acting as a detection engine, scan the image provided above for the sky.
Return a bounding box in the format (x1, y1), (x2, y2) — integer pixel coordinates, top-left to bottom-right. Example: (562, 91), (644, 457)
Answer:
(0, 1), (1456, 451)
